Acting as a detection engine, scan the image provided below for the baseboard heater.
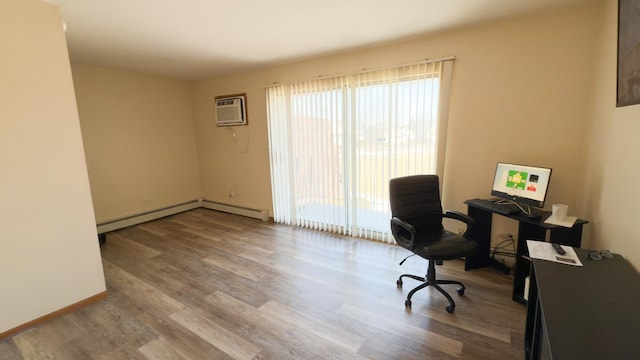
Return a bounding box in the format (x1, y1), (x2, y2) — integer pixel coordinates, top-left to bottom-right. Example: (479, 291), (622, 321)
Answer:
(96, 200), (201, 234)
(202, 199), (269, 222)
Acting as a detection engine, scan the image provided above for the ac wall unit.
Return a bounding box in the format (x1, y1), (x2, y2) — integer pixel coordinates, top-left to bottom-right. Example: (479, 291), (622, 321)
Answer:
(215, 94), (247, 126)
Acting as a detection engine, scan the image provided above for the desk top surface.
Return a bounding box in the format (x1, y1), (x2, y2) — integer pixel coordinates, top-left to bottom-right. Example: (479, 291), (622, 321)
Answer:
(465, 198), (588, 228)
(532, 248), (640, 359)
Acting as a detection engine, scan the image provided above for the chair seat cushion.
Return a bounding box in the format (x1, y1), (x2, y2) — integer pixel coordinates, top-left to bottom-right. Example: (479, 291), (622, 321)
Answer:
(412, 230), (479, 260)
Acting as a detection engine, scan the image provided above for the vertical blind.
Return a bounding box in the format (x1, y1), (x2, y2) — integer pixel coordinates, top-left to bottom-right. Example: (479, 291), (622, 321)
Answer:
(266, 59), (454, 242)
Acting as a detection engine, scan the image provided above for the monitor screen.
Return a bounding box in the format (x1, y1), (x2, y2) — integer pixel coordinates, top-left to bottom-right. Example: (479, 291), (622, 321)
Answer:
(491, 162), (552, 208)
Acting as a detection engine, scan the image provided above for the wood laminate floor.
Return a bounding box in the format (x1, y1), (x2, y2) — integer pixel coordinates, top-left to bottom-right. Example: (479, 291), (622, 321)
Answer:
(0, 209), (525, 359)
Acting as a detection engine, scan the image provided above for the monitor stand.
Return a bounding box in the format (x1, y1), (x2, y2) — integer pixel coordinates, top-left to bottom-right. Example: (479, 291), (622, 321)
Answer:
(495, 199), (541, 219)
(527, 212), (542, 221)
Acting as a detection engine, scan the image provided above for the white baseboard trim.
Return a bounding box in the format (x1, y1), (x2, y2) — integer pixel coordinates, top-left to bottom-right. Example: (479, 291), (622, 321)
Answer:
(96, 200), (201, 233)
(202, 200), (269, 222)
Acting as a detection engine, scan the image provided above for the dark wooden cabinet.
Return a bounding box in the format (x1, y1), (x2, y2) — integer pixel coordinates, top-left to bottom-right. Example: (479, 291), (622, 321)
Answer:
(525, 249), (640, 359)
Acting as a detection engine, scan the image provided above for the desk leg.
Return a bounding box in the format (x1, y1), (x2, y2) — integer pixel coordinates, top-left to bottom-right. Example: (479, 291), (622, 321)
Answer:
(465, 206), (492, 270)
(513, 223), (546, 303)
(524, 266), (540, 359)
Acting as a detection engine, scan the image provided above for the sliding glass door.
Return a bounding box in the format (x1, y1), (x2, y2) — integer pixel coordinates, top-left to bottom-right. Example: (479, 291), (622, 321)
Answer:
(267, 60), (452, 242)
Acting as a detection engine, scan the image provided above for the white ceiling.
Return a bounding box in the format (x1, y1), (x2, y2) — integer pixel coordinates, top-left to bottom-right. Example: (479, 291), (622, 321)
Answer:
(45, 0), (594, 79)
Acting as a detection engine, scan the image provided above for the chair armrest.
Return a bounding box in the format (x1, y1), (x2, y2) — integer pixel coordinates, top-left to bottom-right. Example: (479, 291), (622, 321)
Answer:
(444, 210), (474, 225)
(390, 217), (416, 250)
(443, 210), (475, 238)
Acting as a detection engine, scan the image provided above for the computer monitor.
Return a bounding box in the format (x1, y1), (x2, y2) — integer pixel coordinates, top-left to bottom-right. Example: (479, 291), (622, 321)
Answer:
(491, 162), (552, 209)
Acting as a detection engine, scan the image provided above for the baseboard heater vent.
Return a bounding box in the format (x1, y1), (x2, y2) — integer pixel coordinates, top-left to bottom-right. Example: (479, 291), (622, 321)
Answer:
(202, 200), (269, 222)
(96, 200), (201, 234)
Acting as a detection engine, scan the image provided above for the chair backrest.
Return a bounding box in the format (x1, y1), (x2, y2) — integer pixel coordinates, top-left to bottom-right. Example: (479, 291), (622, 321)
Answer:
(389, 175), (444, 233)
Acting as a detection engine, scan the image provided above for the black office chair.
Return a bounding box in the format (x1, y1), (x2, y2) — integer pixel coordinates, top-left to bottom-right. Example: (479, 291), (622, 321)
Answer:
(389, 175), (478, 313)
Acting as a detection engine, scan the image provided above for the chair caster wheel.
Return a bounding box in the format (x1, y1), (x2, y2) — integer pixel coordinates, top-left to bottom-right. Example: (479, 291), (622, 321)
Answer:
(456, 287), (465, 296)
(405, 299), (412, 308)
(396, 279), (403, 288)
(446, 304), (455, 313)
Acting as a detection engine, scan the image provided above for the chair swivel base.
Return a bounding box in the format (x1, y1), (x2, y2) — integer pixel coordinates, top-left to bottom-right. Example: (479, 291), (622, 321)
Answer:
(396, 272), (465, 313)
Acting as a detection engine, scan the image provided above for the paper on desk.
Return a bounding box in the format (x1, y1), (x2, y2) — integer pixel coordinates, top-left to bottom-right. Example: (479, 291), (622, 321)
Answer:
(526, 240), (583, 266)
(544, 215), (577, 228)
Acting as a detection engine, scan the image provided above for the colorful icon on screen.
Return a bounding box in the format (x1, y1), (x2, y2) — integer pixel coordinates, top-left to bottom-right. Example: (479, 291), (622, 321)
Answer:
(507, 170), (528, 190)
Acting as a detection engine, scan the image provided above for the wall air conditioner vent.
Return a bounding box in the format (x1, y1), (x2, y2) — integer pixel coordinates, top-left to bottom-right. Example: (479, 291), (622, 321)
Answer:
(215, 94), (247, 126)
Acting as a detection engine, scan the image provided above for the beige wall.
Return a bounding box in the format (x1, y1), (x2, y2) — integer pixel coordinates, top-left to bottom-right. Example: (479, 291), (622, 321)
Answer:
(583, 0), (640, 269)
(72, 65), (202, 223)
(0, 0), (106, 333)
(192, 3), (599, 242)
(191, 79), (273, 211)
